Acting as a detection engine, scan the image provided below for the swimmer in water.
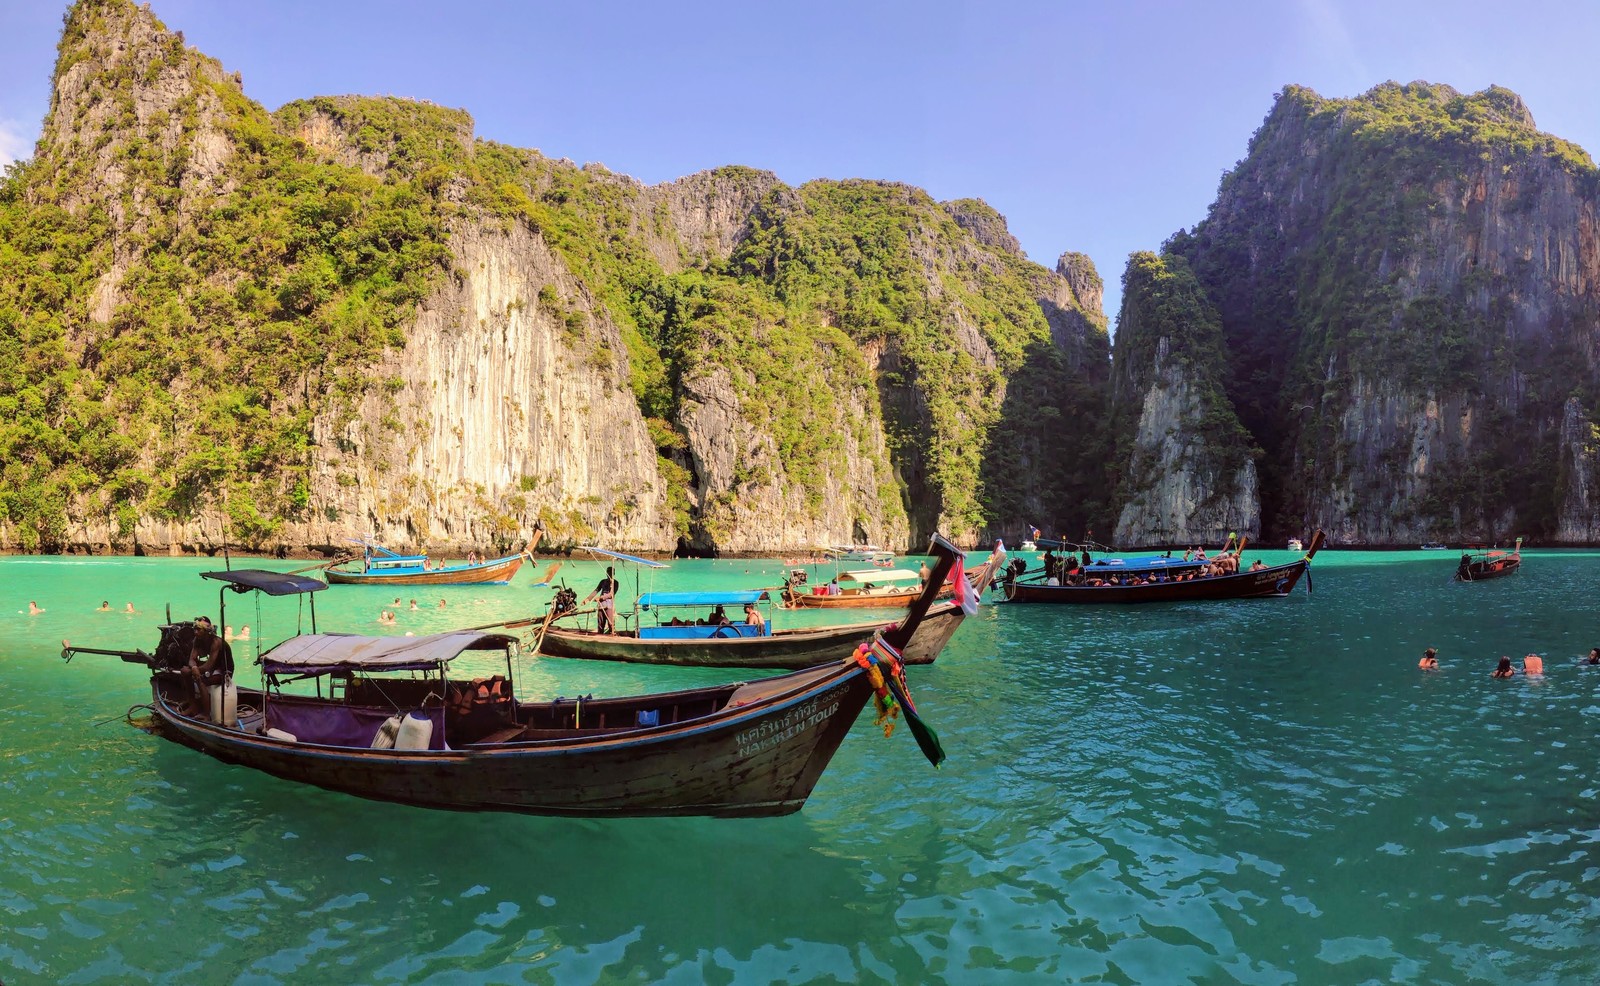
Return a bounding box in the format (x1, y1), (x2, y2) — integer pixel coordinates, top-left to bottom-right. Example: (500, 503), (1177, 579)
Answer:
(1418, 647), (1438, 670)
(1491, 656), (1516, 678)
(1522, 653), (1544, 676)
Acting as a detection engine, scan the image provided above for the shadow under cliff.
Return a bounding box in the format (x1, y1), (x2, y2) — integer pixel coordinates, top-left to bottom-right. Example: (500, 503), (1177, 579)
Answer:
(979, 338), (1116, 544)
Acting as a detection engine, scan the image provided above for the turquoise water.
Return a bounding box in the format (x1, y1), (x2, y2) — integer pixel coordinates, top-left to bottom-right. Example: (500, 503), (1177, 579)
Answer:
(3, 549), (1599, 983)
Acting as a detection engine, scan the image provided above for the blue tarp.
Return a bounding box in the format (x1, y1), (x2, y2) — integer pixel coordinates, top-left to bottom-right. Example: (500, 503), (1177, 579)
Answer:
(638, 623), (769, 639)
(638, 590), (769, 608)
(1085, 556), (1204, 571)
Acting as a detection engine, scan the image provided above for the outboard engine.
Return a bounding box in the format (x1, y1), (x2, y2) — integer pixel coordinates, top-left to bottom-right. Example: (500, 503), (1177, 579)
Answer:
(150, 622), (199, 672)
(550, 586), (578, 617)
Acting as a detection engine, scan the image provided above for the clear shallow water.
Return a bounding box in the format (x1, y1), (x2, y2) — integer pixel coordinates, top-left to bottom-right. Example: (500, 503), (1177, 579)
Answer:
(3, 549), (1600, 983)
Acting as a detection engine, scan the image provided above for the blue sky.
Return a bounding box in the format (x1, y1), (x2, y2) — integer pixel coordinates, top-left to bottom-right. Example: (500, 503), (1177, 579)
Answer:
(2, 0), (1596, 327)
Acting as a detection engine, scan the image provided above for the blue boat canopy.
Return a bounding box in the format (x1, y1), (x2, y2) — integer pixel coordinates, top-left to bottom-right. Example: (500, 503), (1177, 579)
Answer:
(345, 538), (426, 563)
(638, 590), (770, 609)
(201, 570), (328, 595)
(577, 546), (669, 569)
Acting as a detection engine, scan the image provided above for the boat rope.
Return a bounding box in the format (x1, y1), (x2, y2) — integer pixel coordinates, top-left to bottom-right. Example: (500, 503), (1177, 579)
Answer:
(95, 704), (152, 727)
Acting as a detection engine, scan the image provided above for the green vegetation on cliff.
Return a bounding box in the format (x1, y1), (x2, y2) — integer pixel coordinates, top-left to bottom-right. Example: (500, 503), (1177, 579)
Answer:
(731, 180), (1112, 539)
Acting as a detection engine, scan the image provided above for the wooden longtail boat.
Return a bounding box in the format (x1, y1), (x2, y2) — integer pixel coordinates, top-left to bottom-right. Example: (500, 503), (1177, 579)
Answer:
(61, 540), (963, 818)
(780, 566), (959, 610)
(532, 544), (1007, 670)
(1455, 537), (1522, 582)
(1002, 532), (1324, 604)
(325, 531), (538, 586)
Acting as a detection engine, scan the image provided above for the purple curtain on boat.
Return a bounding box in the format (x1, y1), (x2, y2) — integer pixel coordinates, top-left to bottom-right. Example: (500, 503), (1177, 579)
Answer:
(266, 704), (447, 750)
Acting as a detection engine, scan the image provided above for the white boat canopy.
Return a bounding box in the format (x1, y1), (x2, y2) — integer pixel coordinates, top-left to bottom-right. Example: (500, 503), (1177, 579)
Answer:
(261, 631), (517, 675)
(839, 568), (921, 582)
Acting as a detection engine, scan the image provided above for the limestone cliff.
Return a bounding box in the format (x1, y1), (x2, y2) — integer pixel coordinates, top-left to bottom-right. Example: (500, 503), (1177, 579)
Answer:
(1, 0), (1110, 556)
(1109, 252), (1258, 545)
(1169, 81), (1600, 543)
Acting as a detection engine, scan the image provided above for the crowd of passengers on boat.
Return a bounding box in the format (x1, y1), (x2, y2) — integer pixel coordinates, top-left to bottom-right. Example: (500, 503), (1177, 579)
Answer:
(1032, 544), (1268, 586)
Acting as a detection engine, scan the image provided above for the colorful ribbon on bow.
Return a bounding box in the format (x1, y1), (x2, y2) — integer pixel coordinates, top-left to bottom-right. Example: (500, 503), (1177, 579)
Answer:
(852, 636), (946, 767)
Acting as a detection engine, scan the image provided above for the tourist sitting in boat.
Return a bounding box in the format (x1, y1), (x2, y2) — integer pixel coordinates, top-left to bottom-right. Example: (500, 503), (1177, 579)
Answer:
(1492, 656), (1516, 678)
(744, 602), (766, 633)
(184, 615), (233, 711)
(1250, 560), (1267, 571)
(1419, 647), (1439, 670)
(708, 605), (730, 626)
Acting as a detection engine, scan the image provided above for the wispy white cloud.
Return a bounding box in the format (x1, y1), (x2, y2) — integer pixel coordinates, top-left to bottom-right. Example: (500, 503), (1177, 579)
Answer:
(0, 118), (38, 169)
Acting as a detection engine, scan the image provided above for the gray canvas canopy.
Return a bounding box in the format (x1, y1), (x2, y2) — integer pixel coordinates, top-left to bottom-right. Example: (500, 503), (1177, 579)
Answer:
(260, 631), (516, 675)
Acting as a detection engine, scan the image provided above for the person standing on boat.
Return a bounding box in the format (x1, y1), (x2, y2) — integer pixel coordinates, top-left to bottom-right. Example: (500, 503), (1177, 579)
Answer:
(586, 566), (619, 634)
(186, 616), (233, 706)
(918, 561), (931, 588)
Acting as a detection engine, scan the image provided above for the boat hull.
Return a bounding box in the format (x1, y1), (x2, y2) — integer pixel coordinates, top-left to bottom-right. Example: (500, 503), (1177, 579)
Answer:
(536, 602), (965, 669)
(326, 553), (526, 586)
(1004, 559), (1312, 604)
(1456, 558), (1520, 581)
(145, 663), (873, 818)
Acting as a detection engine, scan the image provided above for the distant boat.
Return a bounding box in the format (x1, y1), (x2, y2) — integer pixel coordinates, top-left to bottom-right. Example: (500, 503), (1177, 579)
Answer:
(1454, 538), (1522, 582)
(1419, 542), (1448, 550)
(1018, 540), (1037, 552)
(1002, 532), (1324, 604)
(1287, 537), (1304, 552)
(821, 544), (896, 564)
(325, 532), (538, 586)
(782, 567), (949, 609)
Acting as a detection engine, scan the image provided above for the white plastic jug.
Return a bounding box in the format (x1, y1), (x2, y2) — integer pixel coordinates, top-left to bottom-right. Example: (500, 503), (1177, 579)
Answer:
(395, 711), (434, 751)
(207, 680), (238, 727)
